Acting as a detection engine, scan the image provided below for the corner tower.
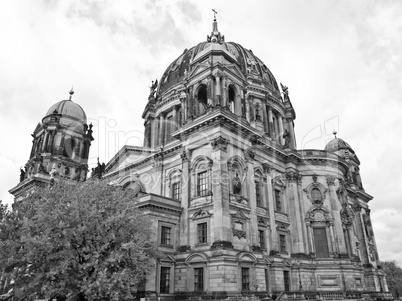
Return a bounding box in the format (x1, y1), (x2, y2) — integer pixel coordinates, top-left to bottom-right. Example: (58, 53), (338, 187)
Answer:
(9, 90), (94, 201)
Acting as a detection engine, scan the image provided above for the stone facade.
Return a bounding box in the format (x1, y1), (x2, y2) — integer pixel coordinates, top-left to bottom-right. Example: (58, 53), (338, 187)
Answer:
(103, 19), (390, 300)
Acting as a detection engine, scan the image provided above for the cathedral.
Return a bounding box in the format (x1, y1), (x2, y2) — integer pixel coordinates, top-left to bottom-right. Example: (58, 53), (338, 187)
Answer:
(9, 16), (391, 301)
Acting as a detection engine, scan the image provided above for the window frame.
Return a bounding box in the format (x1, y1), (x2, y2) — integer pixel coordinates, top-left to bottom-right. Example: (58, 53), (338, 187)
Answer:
(159, 221), (175, 248)
(194, 267), (204, 291)
(160, 266), (171, 293)
(197, 222), (208, 244)
(275, 189), (282, 212)
(241, 267), (250, 291)
(279, 234), (287, 254)
(171, 181), (181, 201)
(258, 229), (265, 250)
(197, 170), (208, 196)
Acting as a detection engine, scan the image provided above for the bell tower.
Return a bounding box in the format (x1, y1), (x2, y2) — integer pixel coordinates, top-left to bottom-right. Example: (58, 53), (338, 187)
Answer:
(9, 89), (94, 201)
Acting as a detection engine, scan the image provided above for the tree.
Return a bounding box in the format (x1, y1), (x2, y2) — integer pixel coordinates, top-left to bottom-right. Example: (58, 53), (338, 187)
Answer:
(380, 260), (402, 299)
(0, 180), (158, 301)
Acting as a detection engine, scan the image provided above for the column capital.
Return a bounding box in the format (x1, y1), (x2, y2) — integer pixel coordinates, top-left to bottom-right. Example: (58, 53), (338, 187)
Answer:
(262, 162), (272, 174)
(244, 147), (255, 163)
(326, 175), (336, 186)
(285, 171), (302, 184)
(210, 136), (229, 152)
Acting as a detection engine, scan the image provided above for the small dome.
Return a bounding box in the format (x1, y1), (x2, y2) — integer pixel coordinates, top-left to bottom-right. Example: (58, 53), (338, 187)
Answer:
(46, 99), (87, 124)
(325, 138), (355, 154)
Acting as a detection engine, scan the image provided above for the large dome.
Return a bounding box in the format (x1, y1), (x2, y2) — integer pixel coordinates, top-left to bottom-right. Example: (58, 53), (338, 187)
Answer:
(45, 99), (87, 124)
(157, 26), (280, 97)
(325, 137), (355, 154)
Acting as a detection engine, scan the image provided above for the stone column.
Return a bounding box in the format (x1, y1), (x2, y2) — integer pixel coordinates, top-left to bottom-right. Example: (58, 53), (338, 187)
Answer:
(268, 106), (274, 139)
(285, 171), (305, 253)
(245, 148), (258, 247)
(264, 165), (278, 252)
(158, 113), (165, 146)
(278, 115), (284, 146)
(180, 91), (187, 124)
(287, 118), (296, 149)
(215, 74), (221, 105)
(42, 131), (49, 152)
(152, 116), (159, 148)
(210, 136), (232, 246)
(187, 87), (194, 121)
(246, 99), (251, 122)
(326, 176), (346, 254)
(222, 76), (228, 107)
(207, 76), (213, 107)
(172, 106), (178, 133)
(235, 94), (242, 116)
(179, 150), (191, 249)
(262, 102), (269, 134)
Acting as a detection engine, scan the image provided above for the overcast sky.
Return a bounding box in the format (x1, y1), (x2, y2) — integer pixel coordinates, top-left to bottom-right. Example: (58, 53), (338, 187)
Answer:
(1, 0), (401, 266)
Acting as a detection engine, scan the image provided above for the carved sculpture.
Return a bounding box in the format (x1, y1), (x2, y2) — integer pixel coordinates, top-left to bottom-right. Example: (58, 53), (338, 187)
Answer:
(283, 129), (290, 148)
(233, 172), (242, 195)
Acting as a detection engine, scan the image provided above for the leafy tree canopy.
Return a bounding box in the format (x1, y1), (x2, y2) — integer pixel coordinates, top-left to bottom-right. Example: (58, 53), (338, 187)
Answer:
(380, 260), (402, 298)
(0, 180), (157, 301)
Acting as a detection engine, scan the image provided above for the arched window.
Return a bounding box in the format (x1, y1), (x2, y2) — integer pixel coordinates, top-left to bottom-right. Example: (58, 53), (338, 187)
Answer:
(229, 86), (235, 113)
(197, 85), (207, 115)
(191, 156), (212, 198)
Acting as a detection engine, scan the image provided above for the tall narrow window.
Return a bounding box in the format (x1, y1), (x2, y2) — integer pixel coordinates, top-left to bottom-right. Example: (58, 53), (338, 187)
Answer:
(194, 268), (204, 291)
(160, 267), (170, 293)
(279, 234), (287, 253)
(241, 267), (250, 291)
(197, 222), (208, 244)
(172, 182), (180, 200)
(255, 181), (262, 207)
(259, 230), (265, 249)
(197, 171), (208, 196)
(229, 86), (235, 113)
(275, 189), (282, 212)
(313, 227), (329, 258)
(161, 226), (171, 245)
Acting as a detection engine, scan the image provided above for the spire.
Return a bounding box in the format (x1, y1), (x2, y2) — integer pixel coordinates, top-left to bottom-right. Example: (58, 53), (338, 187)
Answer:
(69, 86), (74, 101)
(207, 9), (224, 44)
(333, 130), (337, 139)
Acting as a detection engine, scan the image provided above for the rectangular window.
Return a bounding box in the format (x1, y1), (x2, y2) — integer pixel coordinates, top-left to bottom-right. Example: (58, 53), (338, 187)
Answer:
(275, 189), (282, 212)
(197, 171), (208, 196)
(279, 234), (287, 253)
(255, 181), (262, 207)
(160, 267), (170, 293)
(313, 227), (330, 258)
(241, 267), (250, 291)
(259, 230), (265, 249)
(161, 226), (171, 245)
(194, 267), (204, 291)
(172, 182), (180, 200)
(197, 222), (208, 244)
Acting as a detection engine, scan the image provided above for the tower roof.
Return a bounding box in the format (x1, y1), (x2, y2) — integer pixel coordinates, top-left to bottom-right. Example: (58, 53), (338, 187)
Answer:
(45, 99), (87, 124)
(324, 137), (355, 154)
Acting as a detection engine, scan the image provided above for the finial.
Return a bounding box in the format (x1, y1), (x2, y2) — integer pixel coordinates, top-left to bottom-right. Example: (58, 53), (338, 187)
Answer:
(212, 8), (217, 21)
(333, 130), (337, 139)
(69, 86), (74, 100)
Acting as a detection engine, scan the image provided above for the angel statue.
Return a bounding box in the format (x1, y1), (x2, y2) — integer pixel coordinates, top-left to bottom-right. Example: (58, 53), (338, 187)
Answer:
(149, 79), (158, 96)
(280, 83), (289, 100)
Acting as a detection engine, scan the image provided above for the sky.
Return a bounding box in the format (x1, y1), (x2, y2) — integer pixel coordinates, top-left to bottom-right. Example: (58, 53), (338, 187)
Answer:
(0, 0), (401, 266)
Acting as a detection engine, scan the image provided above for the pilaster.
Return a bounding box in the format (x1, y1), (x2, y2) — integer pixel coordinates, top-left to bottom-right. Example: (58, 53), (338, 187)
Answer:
(285, 171), (305, 253)
(210, 136), (232, 247)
